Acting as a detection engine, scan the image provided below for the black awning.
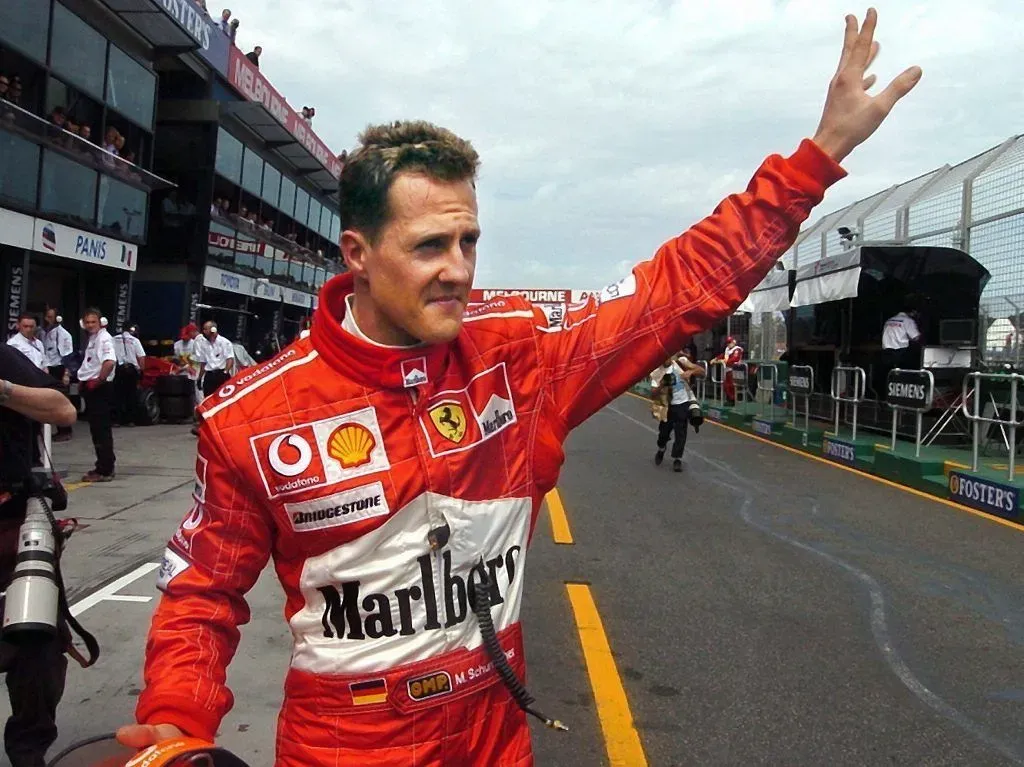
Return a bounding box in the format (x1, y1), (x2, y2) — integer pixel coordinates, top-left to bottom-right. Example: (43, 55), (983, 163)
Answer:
(96, 0), (200, 53)
(221, 103), (339, 195)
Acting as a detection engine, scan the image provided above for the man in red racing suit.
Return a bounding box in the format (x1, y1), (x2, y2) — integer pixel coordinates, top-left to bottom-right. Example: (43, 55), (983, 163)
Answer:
(121, 14), (920, 765)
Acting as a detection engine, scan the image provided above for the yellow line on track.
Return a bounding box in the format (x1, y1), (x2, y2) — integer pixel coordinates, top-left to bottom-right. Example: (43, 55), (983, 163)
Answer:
(545, 488), (574, 544)
(64, 482), (90, 492)
(565, 583), (648, 767)
(623, 390), (1024, 534)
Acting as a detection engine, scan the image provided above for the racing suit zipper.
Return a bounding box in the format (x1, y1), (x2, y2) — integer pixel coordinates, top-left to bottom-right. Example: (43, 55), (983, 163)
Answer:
(409, 385), (451, 633)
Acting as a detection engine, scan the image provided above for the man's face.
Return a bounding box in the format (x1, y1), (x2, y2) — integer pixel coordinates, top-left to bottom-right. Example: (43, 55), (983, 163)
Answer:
(45, 309), (56, 326)
(203, 321), (217, 340)
(344, 173), (479, 346)
(82, 314), (100, 334)
(18, 318), (35, 339)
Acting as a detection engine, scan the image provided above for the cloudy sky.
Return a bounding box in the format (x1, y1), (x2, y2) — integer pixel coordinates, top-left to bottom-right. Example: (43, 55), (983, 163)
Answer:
(233, 0), (1024, 290)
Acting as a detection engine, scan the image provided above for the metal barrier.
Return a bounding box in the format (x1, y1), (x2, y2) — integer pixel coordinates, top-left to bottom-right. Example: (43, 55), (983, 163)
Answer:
(733, 362), (751, 412)
(960, 372), (1024, 480)
(708, 360), (726, 406)
(788, 365), (814, 432)
(695, 361), (708, 402)
(886, 368), (934, 458)
(830, 366), (867, 440)
(42, 423), (52, 470)
(756, 363), (779, 420)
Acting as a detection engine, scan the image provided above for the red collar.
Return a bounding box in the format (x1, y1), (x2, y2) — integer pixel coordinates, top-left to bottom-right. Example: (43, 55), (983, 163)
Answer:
(311, 272), (451, 390)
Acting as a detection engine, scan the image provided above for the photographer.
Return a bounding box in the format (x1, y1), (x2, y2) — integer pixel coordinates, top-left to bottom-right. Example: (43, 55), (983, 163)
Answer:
(0, 343), (76, 767)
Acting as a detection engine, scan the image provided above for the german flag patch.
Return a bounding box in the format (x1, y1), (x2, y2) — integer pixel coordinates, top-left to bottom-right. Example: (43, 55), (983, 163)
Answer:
(349, 678), (387, 706)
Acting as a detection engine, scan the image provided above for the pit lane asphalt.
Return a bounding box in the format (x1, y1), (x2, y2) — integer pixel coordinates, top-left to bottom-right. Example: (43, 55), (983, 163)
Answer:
(535, 393), (1024, 766)
(5, 401), (1024, 766)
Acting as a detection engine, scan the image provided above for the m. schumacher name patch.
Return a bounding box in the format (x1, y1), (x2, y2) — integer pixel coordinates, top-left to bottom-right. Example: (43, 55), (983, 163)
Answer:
(284, 481), (391, 532)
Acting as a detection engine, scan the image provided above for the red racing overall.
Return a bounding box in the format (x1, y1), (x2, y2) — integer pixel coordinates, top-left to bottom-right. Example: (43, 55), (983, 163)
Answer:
(135, 139), (844, 766)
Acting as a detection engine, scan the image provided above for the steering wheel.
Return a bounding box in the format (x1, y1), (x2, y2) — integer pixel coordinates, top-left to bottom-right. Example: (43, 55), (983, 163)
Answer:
(46, 733), (250, 767)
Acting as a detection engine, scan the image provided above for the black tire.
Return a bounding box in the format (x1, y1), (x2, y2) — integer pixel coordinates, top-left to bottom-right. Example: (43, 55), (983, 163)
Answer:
(136, 388), (159, 426)
(158, 394), (193, 423)
(154, 374), (193, 396)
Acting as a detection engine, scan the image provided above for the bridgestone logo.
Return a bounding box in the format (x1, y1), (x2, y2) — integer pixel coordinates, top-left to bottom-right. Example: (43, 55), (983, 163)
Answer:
(285, 482), (391, 532)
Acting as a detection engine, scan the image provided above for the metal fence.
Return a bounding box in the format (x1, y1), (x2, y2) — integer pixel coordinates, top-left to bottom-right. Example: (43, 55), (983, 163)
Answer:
(777, 134), (1024, 360)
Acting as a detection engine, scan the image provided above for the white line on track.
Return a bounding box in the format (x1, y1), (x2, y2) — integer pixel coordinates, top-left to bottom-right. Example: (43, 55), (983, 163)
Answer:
(69, 562), (160, 617)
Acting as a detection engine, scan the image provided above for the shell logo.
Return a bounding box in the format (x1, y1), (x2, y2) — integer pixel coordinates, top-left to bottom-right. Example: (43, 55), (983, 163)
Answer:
(327, 423), (376, 469)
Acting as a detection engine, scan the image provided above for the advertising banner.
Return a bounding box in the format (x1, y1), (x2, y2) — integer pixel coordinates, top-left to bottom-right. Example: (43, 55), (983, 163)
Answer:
(227, 48), (342, 178)
(886, 369), (933, 410)
(203, 265), (315, 308)
(3, 253), (28, 338)
(33, 219), (137, 272)
(947, 470), (1019, 519)
(156, 0), (231, 75)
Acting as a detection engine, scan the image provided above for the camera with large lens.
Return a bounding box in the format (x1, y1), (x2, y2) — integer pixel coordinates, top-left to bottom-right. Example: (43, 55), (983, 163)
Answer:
(1, 469), (68, 642)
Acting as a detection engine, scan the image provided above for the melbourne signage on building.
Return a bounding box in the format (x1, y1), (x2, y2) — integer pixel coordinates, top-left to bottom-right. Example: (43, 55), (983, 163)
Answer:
(227, 48), (342, 178)
(948, 470), (1019, 519)
(886, 369), (932, 410)
(157, 0), (230, 74)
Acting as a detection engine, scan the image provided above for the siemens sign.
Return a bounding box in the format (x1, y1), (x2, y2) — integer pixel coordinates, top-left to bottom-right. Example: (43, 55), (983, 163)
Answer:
(948, 471), (1019, 518)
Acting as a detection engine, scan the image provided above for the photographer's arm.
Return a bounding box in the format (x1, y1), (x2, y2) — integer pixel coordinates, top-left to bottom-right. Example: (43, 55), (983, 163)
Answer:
(0, 379), (76, 427)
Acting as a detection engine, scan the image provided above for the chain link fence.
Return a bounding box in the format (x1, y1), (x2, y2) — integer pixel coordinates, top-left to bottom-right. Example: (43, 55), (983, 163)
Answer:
(773, 134), (1024, 361)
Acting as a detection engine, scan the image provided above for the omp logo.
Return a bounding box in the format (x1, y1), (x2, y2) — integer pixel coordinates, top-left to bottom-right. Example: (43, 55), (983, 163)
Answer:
(948, 471), (1019, 517)
(823, 437), (856, 464)
(285, 481), (390, 532)
(251, 408), (390, 498)
(408, 671), (452, 701)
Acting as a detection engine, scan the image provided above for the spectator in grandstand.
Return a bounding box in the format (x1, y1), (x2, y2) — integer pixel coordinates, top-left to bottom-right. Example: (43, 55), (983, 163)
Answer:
(7, 77), (21, 106)
(218, 9), (232, 34)
(0, 74), (8, 101)
(246, 46), (262, 68)
(48, 107), (66, 130)
(229, 18), (239, 44)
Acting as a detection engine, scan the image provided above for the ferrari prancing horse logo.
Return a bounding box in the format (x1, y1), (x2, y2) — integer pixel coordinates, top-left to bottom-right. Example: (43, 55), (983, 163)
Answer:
(429, 403), (466, 444)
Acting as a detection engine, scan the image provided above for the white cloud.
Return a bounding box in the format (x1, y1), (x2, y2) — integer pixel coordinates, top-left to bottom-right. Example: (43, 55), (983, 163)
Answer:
(232, 0), (1024, 289)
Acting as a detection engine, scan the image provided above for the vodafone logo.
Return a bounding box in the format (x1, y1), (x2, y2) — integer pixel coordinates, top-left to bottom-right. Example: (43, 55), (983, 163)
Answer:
(269, 433), (313, 477)
(219, 384), (236, 397)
